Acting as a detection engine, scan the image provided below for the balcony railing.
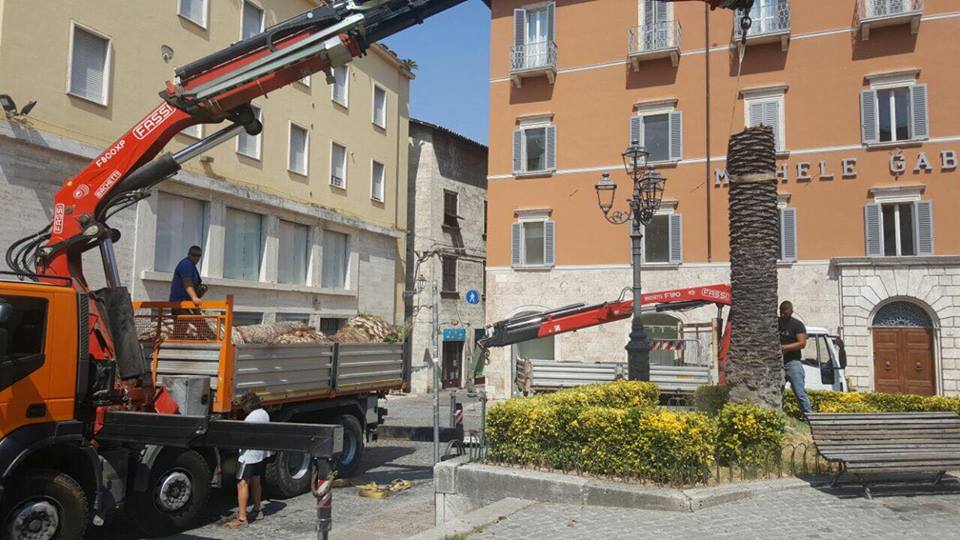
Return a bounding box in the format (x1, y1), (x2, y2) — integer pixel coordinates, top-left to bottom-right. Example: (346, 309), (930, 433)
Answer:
(856, 0), (923, 39)
(734, 0), (790, 48)
(510, 40), (557, 87)
(628, 20), (682, 68)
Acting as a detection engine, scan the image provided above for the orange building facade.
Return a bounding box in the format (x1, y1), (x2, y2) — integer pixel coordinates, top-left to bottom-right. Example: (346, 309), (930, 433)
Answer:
(485, 0), (960, 398)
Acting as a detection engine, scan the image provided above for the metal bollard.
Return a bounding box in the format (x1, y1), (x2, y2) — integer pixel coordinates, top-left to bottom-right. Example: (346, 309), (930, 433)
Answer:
(311, 460), (333, 540)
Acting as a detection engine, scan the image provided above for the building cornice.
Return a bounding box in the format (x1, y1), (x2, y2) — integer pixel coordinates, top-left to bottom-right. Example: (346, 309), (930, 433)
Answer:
(831, 256), (960, 268)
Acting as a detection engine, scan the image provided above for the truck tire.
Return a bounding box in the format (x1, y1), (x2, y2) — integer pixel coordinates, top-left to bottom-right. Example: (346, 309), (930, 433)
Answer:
(134, 450), (211, 535)
(1, 469), (87, 540)
(264, 451), (312, 498)
(334, 414), (364, 477)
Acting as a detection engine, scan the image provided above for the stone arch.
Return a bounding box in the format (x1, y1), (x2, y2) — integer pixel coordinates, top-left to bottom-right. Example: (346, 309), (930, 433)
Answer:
(869, 296), (939, 329)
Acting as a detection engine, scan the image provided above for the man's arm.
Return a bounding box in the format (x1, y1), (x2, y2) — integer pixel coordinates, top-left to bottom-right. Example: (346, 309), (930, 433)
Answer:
(182, 276), (203, 306)
(782, 332), (807, 352)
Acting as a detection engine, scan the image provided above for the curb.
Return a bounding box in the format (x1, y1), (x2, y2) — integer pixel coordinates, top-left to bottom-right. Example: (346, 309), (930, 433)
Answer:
(406, 497), (536, 540)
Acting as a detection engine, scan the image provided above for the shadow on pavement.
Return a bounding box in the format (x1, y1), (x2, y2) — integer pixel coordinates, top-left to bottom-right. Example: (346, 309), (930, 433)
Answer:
(813, 473), (960, 500)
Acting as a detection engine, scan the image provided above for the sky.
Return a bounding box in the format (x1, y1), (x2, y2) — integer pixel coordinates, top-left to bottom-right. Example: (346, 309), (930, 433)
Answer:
(383, 0), (491, 145)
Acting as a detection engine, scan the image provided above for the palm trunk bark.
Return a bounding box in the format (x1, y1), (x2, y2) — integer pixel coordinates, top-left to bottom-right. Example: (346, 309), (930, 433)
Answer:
(725, 126), (782, 409)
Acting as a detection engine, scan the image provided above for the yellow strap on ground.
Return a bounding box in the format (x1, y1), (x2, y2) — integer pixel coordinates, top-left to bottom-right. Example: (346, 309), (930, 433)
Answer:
(352, 478), (412, 499)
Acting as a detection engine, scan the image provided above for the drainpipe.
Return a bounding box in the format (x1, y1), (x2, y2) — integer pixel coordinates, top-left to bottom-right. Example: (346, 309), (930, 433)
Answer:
(705, 2), (713, 263)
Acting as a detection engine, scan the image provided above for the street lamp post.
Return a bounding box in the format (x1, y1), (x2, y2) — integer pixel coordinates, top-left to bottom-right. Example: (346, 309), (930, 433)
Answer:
(595, 141), (667, 381)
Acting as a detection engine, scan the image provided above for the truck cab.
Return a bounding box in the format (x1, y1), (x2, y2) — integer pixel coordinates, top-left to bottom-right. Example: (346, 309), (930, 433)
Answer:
(794, 326), (849, 392)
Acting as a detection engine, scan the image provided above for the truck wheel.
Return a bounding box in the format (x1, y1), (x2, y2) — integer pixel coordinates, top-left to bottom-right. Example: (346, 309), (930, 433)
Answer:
(1, 469), (87, 540)
(264, 452), (312, 498)
(135, 450), (211, 535)
(334, 415), (364, 477)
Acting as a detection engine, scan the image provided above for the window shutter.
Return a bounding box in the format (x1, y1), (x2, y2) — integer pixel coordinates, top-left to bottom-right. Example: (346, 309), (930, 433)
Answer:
(780, 207), (797, 262)
(860, 90), (879, 145)
(629, 116), (643, 147)
(71, 27), (108, 102)
(748, 102), (763, 128)
(668, 214), (682, 264)
(644, 0), (654, 26)
(544, 220), (556, 267)
(913, 200), (934, 256)
(513, 129), (523, 174)
(546, 125), (557, 171)
(864, 203), (883, 257)
(910, 84), (929, 140)
(669, 111), (683, 162)
(546, 3), (556, 41)
(764, 101), (781, 151)
(513, 9), (526, 47)
(511, 223), (522, 266)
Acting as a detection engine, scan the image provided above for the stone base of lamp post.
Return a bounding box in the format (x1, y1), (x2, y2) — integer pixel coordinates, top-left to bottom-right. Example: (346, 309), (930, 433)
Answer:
(625, 317), (651, 381)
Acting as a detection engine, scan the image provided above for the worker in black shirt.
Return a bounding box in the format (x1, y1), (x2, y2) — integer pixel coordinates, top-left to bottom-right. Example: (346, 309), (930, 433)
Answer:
(779, 300), (812, 414)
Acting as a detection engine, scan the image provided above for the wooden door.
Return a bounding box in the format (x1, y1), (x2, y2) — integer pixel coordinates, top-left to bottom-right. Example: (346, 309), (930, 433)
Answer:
(442, 341), (464, 389)
(873, 328), (935, 395)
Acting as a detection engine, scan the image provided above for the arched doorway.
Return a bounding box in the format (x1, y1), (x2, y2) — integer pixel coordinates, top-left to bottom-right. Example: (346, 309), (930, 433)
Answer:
(872, 301), (936, 395)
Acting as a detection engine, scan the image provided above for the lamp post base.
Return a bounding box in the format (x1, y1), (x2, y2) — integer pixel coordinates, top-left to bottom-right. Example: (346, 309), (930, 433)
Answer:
(625, 317), (651, 382)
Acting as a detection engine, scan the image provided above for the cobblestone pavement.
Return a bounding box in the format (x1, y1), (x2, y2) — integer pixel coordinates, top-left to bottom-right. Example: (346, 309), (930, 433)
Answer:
(91, 440), (437, 540)
(473, 485), (960, 540)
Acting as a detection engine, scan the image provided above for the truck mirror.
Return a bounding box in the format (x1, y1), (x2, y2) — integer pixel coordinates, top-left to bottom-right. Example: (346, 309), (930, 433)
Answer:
(0, 302), (11, 324)
(833, 337), (847, 369)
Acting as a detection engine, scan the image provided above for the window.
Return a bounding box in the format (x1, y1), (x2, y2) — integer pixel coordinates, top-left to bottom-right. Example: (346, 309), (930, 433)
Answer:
(223, 208), (263, 281)
(511, 220), (555, 268)
(321, 230), (348, 289)
(373, 85), (387, 128)
(864, 200), (933, 257)
(639, 0), (674, 50)
(0, 296), (48, 390)
(278, 220), (309, 285)
(180, 124), (203, 139)
(629, 110), (683, 163)
(241, 1), (265, 40)
(68, 24), (111, 105)
(371, 161), (385, 202)
(155, 193), (207, 272)
(443, 190), (459, 228)
(642, 212), (682, 264)
(736, 0), (790, 37)
(512, 4), (556, 70)
(861, 84), (928, 145)
(512, 124), (556, 175)
(236, 105), (262, 159)
(778, 206), (798, 262)
(277, 313), (311, 324)
(233, 312), (263, 326)
(745, 95), (785, 152)
(179, 0), (208, 28)
(332, 66), (349, 106)
(288, 123), (309, 175)
(330, 142), (347, 188)
(320, 318), (345, 336)
(442, 256), (458, 294)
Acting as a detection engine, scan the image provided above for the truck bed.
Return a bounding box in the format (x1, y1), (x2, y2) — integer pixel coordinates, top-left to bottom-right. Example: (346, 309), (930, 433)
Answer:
(529, 359), (711, 395)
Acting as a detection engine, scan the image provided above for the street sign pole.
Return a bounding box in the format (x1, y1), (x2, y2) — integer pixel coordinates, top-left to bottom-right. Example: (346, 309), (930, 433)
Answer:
(431, 280), (441, 464)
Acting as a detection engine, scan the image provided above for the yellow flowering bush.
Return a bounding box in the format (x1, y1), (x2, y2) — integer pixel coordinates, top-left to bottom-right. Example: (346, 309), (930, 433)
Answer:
(783, 389), (960, 419)
(715, 403), (785, 466)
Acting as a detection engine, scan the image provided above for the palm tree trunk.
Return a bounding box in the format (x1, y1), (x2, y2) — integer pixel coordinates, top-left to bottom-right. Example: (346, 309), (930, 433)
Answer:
(725, 126), (782, 409)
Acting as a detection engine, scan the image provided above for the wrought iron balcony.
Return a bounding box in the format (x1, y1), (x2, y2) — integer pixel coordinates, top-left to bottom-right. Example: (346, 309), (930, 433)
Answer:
(510, 40), (557, 88)
(734, 0), (791, 51)
(628, 20), (682, 69)
(856, 0), (923, 40)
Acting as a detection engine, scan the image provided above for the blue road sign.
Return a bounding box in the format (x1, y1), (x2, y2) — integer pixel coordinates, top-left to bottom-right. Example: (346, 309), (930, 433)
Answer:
(443, 328), (466, 342)
(465, 289), (480, 304)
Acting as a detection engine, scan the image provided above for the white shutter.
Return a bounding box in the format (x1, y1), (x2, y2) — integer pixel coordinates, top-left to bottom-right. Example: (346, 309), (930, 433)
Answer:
(155, 193), (207, 272)
(629, 116), (643, 147)
(514, 9), (526, 47)
(544, 220), (556, 267)
(545, 126), (557, 171)
(764, 101), (781, 151)
(748, 102), (763, 129)
(780, 207), (797, 262)
(910, 84), (929, 140)
(511, 223), (522, 267)
(70, 26), (109, 103)
(864, 203), (883, 257)
(513, 129), (523, 174)
(668, 214), (682, 264)
(237, 106), (261, 158)
(914, 200), (934, 256)
(860, 90), (879, 145)
(289, 124), (308, 174)
(546, 3), (556, 41)
(331, 143), (347, 188)
(669, 111), (683, 162)
(321, 231), (349, 289)
(279, 221), (309, 285)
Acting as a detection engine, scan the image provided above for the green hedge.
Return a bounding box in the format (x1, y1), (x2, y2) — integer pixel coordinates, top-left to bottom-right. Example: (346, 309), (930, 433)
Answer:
(486, 382), (784, 484)
(783, 389), (960, 419)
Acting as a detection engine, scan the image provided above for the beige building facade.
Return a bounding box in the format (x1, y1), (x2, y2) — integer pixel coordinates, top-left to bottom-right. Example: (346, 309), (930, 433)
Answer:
(486, 0), (960, 398)
(0, 0), (412, 327)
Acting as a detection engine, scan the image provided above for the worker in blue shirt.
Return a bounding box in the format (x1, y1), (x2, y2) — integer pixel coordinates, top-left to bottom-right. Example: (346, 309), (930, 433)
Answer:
(169, 245), (205, 307)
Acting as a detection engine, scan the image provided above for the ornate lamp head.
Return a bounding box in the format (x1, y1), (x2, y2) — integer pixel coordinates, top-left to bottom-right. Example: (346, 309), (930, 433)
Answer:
(621, 140), (647, 176)
(638, 169), (666, 224)
(594, 172), (617, 215)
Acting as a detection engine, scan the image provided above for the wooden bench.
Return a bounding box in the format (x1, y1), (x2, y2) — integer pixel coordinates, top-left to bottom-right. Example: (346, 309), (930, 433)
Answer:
(808, 411), (960, 498)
